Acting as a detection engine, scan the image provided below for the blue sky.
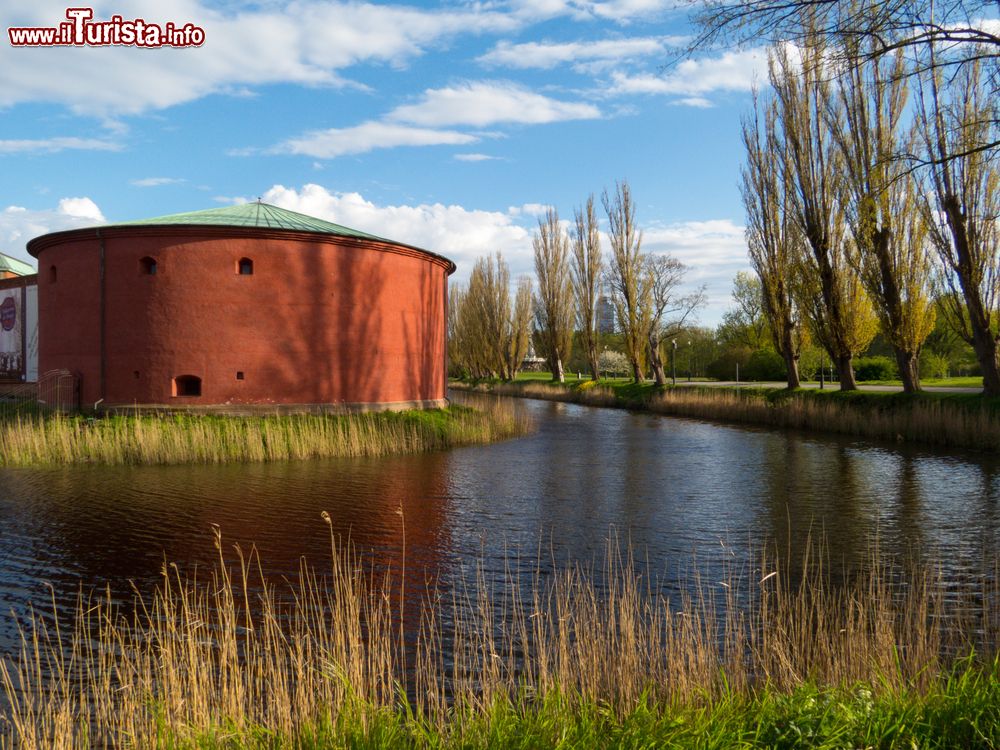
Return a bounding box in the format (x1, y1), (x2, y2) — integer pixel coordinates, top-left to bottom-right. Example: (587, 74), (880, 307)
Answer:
(0, 0), (772, 324)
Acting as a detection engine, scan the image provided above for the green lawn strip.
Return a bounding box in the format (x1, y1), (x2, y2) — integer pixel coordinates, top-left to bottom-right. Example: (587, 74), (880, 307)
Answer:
(161, 659), (1000, 749)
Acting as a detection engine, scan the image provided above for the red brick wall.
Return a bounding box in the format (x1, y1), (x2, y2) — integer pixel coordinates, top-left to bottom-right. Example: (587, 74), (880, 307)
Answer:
(34, 229), (451, 408)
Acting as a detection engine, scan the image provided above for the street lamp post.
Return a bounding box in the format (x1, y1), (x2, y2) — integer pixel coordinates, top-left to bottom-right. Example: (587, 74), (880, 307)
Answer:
(671, 339), (677, 386)
(688, 340), (692, 382)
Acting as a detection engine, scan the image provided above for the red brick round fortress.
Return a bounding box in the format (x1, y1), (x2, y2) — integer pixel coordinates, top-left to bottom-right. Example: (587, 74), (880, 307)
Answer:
(27, 203), (455, 412)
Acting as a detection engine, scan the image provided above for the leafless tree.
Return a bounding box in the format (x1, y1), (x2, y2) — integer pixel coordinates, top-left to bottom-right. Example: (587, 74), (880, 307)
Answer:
(603, 181), (651, 383)
(771, 39), (877, 389)
(687, 1), (999, 163)
(830, 44), (937, 392)
(741, 93), (808, 388)
(917, 56), (1000, 394)
(689, 1), (999, 76)
(644, 255), (707, 386)
(533, 209), (575, 382)
(572, 195), (604, 380)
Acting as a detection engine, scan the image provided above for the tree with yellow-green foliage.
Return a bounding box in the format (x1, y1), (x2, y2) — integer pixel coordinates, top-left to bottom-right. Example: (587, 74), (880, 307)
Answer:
(770, 37), (876, 389)
(830, 42), (936, 392)
(741, 94), (808, 389)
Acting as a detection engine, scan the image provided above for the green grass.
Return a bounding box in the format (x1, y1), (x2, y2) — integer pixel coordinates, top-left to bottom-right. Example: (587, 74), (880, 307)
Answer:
(0, 401), (530, 467)
(860, 375), (984, 388)
(164, 665), (1000, 749)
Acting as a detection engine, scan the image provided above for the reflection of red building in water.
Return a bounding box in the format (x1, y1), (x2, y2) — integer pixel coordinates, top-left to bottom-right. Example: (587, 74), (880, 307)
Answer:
(27, 203), (455, 412)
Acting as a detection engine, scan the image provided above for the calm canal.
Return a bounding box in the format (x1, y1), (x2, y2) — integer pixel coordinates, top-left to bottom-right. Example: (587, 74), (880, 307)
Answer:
(1, 393), (999, 653)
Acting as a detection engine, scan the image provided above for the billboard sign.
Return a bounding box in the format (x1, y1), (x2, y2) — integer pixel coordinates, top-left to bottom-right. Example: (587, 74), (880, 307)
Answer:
(0, 289), (22, 377)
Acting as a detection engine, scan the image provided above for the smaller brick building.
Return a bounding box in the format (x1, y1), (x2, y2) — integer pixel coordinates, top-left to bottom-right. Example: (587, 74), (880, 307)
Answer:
(0, 252), (38, 382)
(27, 203), (455, 412)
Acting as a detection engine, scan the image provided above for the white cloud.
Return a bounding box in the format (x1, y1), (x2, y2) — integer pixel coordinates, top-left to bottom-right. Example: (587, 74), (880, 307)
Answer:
(130, 177), (186, 187)
(643, 219), (749, 323)
(0, 137), (121, 154)
(258, 184), (534, 281)
(263, 81), (600, 159)
(454, 153), (502, 162)
(607, 48), (768, 99)
(508, 203), (554, 217)
(587, 0), (678, 22)
(388, 81), (600, 127)
(0, 0), (517, 116)
(674, 96), (714, 108)
(272, 122), (478, 159)
(57, 197), (105, 222)
(0, 197), (106, 264)
(504, 0), (676, 23)
(478, 36), (682, 71)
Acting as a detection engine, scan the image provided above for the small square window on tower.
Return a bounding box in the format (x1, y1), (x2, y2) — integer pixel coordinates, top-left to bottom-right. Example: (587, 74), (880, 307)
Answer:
(238, 258), (254, 275)
(172, 375), (202, 397)
(236, 371), (245, 380)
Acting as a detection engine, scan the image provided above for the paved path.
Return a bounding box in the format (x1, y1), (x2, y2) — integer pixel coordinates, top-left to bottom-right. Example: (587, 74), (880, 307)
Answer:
(675, 380), (983, 394)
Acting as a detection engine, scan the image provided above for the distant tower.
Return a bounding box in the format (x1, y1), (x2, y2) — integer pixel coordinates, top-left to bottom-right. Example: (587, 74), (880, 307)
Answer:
(596, 294), (616, 334)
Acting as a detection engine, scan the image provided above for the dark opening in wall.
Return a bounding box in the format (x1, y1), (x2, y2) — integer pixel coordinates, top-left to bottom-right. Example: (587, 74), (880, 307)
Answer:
(236, 371), (245, 380)
(173, 375), (202, 397)
(49, 266), (57, 283)
(140, 256), (158, 275)
(237, 258), (254, 275)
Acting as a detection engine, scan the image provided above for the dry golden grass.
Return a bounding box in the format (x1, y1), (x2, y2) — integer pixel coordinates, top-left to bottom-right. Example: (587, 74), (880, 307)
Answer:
(0, 400), (528, 466)
(1, 527), (995, 748)
(455, 380), (1000, 450)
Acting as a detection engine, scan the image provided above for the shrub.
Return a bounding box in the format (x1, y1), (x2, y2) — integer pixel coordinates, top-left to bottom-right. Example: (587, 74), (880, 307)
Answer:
(853, 356), (898, 382)
(920, 351), (950, 380)
(706, 346), (751, 381)
(742, 349), (787, 381)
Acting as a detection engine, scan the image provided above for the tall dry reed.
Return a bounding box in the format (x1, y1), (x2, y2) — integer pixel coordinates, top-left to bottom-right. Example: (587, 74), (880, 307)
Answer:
(2, 528), (996, 748)
(0, 400), (528, 467)
(454, 381), (1000, 450)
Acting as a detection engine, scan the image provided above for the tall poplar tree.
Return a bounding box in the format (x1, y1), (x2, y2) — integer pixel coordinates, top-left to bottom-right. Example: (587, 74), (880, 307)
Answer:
(603, 181), (650, 383)
(830, 44), (936, 392)
(533, 209), (575, 383)
(572, 195), (603, 381)
(770, 38), (876, 389)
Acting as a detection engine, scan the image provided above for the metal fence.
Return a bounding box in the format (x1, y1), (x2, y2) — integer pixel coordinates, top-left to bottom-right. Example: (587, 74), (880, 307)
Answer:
(0, 369), (80, 418)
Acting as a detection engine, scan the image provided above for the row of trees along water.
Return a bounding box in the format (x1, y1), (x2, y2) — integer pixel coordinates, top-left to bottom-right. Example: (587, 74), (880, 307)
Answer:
(448, 183), (706, 387)
(451, 6), (998, 394)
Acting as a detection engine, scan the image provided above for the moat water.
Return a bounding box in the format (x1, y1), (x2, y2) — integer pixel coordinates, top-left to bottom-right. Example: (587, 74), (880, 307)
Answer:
(1, 392), (998, 653)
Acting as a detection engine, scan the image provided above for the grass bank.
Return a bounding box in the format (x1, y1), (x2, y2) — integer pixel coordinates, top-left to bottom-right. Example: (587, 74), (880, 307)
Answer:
(0, 400), (528, 467)
(2, 529), (997, 748)
(452, 378), (1000, 451)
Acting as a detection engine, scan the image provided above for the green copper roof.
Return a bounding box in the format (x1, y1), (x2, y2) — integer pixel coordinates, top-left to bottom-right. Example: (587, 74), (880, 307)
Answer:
(0, 252), (36, 276)
(116, 202), (386, 241)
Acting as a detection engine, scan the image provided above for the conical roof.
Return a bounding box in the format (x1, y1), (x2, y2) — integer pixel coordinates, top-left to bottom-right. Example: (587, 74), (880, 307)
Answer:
(0, 252), (35, 276)
(26, 201), (454, 274)
(115, 202), (385, 241)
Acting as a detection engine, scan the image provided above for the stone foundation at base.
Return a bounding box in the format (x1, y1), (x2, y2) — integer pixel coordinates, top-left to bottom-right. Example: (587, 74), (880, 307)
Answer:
(95, 398), (451, 417)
